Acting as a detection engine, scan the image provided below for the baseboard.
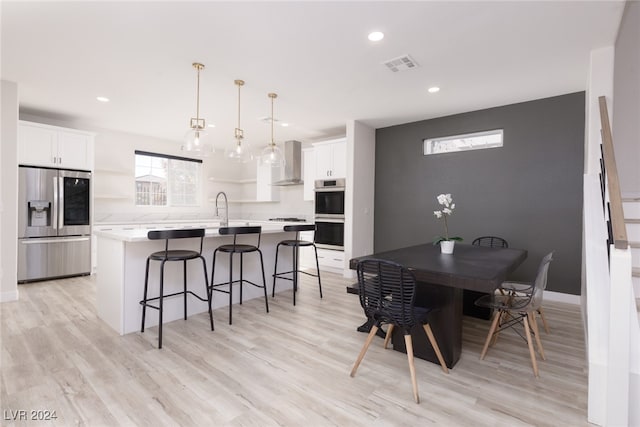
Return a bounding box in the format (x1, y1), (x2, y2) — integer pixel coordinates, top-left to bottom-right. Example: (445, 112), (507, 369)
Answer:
(0, 289), (19, 303)
(544, 290), (580, 305)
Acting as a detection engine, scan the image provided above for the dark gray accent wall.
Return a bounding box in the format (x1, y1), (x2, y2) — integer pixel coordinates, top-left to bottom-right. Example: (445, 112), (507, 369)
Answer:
(375, 92), (585, 295)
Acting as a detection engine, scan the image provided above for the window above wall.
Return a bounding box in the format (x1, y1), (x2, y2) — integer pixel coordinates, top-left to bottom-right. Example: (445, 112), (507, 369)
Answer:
(423, 129), (503, 155)
(134, 150), (202, 207)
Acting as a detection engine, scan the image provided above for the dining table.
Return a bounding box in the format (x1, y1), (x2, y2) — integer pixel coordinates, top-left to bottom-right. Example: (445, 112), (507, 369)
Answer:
(349, 242), (527, 368)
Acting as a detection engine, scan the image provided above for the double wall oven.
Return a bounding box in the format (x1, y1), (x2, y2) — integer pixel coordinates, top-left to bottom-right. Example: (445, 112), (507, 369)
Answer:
(314, 178), (345, 250)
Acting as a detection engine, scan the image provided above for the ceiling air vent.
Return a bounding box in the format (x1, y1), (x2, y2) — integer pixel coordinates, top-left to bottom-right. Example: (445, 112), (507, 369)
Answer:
(383, 54), (419, 72)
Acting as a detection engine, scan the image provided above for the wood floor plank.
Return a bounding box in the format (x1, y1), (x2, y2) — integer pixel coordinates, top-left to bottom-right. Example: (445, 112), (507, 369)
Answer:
(0, 272), (590, 426)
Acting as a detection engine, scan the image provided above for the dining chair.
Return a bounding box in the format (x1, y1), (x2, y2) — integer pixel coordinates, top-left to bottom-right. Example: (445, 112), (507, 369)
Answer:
(350, 259), (449, 403)
(465, 236), (510, 319)
(472, 236), (550, 333)
(475, 252), (554, 377)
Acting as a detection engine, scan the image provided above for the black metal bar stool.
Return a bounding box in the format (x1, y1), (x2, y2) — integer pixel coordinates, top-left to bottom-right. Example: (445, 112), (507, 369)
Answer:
(271, 224), (322, 305)
(210, 226), (269, 324)
(140, 228), (213, 349)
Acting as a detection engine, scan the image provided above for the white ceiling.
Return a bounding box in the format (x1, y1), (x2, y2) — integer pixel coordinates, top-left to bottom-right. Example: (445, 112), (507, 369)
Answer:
(1, 1), (625, 151)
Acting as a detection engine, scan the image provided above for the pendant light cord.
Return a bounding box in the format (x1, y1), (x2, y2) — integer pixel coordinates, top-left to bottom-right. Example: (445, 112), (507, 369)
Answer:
(268, 93), (277, 147)
(196, 66), (200, 123)
(237, 82), (241, 132)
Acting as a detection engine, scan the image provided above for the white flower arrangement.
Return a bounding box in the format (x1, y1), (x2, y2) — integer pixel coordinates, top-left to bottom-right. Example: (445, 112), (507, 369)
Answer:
(433, 193), (463, 244)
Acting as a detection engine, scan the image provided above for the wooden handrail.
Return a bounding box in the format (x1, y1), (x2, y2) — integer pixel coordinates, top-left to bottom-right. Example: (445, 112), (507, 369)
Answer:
(598, 96), (628, 249)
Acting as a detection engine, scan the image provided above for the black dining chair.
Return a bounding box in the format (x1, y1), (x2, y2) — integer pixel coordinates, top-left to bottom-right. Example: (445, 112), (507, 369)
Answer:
(139, 228), (213, 349)
(464, 236), (510, 319)
(272, 224), (322, 305)
(210, 226), (269, 325)
(475, 252), (553, 377)
(350, 259), (448, 404)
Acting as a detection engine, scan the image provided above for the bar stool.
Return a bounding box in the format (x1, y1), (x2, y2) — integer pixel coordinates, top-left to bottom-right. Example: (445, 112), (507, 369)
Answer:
(140, 228), (213, 349)
(210, 226), (269, 324)
(272, 224), (322, 305)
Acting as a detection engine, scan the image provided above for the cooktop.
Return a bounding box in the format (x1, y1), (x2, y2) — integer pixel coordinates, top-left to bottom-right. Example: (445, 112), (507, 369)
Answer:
(268, 217), (306, 222)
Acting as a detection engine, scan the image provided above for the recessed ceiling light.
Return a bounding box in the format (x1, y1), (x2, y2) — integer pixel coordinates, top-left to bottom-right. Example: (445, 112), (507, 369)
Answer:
(207, 123), (216, 128)
(368, 31), (384, 42)
(96, 96), (110, 102)
(280, 123), (289, 127)
(428, 87), (440, 93)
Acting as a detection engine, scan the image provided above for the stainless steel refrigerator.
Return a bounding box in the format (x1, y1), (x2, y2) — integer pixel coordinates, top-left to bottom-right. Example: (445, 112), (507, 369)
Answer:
(18, 166), (92, 283)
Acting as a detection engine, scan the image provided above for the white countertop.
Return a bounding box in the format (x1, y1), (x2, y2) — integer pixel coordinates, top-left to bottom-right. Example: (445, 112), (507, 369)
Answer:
(95, 218), (220, 226)
(94, 221), (312, 242)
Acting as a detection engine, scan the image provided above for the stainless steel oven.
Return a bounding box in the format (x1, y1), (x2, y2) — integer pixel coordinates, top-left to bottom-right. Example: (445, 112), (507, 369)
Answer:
(314, 178), (345, 250)
(313, 219), (344, 250)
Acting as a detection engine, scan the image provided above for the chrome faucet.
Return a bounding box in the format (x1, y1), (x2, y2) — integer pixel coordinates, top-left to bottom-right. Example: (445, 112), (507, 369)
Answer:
(215, 191), (229, 227)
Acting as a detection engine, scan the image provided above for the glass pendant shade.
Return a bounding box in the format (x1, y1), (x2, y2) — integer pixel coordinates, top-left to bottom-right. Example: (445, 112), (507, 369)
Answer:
(260, 143), (283, 166)
(260, 92), (284, 167)
(182, 62), (214, 155)
(183, 127), (213, 155)
(226, 138), (253, 162)
(225, 79), (253, 162)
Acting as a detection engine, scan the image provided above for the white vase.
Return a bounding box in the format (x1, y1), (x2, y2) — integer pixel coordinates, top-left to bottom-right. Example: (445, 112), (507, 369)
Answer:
(440, 240), (455, 254)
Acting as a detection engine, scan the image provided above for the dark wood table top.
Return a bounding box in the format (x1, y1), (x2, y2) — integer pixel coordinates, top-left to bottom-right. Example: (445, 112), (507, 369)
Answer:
(349, 243), (527, 293)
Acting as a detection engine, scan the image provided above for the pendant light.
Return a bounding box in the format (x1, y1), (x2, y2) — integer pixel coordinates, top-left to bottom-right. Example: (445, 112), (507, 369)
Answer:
(182, 62), (213, 155)
(226, 79), (253, 162)
(260, 92), (284, 167)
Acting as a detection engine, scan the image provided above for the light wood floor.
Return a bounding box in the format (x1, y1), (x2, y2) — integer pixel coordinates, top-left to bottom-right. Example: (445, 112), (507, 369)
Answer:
(1, 272), (590, 426)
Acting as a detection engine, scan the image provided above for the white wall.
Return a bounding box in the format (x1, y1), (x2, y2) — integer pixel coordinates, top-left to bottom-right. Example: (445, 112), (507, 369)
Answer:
(613, 0), (640, 195)
(585, 47), (615, 175)
(344, 120), (375, 278)
(1, 80), (19, 302)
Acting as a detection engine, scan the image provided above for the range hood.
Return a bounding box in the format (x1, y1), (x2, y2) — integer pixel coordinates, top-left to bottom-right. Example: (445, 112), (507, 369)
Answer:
(273, 140), (303, 186)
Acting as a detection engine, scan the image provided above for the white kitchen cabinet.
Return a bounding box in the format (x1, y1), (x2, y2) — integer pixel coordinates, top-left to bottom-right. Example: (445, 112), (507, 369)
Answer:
(302, 148), (315, 201)
(316, 248), (345, 273)
(313, 138), (346, 179)
(18, 121), (95, 170)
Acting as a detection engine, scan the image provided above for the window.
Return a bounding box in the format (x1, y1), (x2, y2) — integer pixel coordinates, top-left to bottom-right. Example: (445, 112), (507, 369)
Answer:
(423, 129), (503, 155)
(135, 151), (202, 206)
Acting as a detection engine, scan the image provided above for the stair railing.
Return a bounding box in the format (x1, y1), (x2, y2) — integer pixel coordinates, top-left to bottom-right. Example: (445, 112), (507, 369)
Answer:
(584, 96), (637, 426)
(598, 96), (628, 249)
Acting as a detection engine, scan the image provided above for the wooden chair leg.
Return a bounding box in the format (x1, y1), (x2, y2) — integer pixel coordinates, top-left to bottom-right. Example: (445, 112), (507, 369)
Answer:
(422, 324), (449, 374)
(491, 309), (508, 346)
(529, 311), (545, 360)
(350, 325), (379, 377)
(404, 334), (420, 404)
(538, 307), (550, 334)
(383, 324), (395, 349)
(481, 310), (501, 360)
(523, 314), (539, 377)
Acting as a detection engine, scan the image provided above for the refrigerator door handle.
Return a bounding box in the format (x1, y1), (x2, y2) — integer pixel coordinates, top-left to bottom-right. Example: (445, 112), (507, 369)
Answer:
(20, 237), (90, 244)
(52, 176), (58, 230)
(58, 176), (64, 230)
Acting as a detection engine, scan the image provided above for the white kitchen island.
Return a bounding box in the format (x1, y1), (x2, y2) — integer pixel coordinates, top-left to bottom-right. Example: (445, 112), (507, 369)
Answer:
(95, 223), (298, 335)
